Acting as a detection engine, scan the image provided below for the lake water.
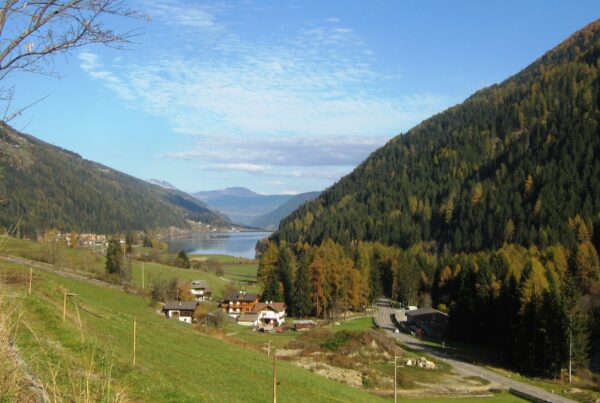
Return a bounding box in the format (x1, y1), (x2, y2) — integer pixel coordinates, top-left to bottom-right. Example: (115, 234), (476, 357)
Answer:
(166, 231), (271, 259)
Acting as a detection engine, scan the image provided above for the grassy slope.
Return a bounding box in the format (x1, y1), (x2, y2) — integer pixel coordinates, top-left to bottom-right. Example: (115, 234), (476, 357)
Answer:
(3, 238), (260, 299)
(5, 262), (383, 402)
(0, 240), (527, 402)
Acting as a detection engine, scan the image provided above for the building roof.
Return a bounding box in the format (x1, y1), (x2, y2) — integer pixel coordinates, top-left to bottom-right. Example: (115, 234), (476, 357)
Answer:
(252, 302), (286, 313)
(238, 312), (260, 322)
(222, 291), (260, 303)
(163, 301), (198, 311)
(405, 307), (448, 317)
(191, 280), (209, 289)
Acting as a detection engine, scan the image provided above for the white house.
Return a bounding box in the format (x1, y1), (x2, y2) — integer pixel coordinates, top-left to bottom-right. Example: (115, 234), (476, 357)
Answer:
(252, 302), (286, 329)
(162, 301), (198, 324)
(190, 280), (212, 301)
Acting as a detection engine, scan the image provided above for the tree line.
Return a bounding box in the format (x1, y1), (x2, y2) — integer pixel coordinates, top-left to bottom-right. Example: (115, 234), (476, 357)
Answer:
(258, 218), (600, 375)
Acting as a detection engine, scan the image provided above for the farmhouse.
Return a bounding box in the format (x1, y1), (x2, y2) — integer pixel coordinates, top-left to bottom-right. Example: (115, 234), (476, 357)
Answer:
(405, 307), (449, 337)
(220, 291), (260, 318)
(252, 302), (286, 329)
(190, 280), (212, 301)
(163, 301), (198, 324)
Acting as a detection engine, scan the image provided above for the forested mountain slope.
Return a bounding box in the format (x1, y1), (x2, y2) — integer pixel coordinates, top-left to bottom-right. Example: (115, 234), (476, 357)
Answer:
(0, 124), (228, 235)
(275, 20), (600, 254)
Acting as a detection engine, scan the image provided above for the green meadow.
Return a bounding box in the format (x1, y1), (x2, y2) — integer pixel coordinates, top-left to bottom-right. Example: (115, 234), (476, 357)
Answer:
(4, 262), (383, 402)
(0, 238), (527, 402)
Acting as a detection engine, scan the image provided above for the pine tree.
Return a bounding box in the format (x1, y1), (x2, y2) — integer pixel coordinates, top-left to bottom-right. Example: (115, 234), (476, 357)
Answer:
(291, 256), (313, 317)
(105, 237), (124, 283)
(277, 246), (296, 306)
(262, 268), (282, 302)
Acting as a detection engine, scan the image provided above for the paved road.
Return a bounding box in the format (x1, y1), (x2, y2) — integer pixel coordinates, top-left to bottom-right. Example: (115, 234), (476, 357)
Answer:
(374, 306), (576, 403)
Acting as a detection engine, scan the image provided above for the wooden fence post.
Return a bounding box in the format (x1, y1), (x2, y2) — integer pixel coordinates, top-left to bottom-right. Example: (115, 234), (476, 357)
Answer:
(272, 354), (277, 403)
(62, 289), (67, 322)
(133, 320), (137, 367)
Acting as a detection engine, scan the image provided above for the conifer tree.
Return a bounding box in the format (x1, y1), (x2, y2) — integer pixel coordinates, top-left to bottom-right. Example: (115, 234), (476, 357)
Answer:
(291, 256), (313, 317)
(277, 246), (296, 306)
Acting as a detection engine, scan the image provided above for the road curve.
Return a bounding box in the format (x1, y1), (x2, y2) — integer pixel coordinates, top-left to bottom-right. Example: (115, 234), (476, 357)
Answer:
(374, 306), (576, 403)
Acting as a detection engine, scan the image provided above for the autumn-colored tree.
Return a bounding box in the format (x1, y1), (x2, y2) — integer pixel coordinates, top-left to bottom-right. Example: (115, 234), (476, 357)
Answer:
(574, 241), (600, 294)
(257, 240), (278, 288)
(177, 281), (194, 301)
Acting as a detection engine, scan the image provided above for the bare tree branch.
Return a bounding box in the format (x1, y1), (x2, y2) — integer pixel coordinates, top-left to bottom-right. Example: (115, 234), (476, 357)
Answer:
(0, 0), (140, 121)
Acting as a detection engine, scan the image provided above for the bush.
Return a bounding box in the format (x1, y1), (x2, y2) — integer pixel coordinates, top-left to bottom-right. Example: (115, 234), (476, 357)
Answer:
(321, 330), (352, 351)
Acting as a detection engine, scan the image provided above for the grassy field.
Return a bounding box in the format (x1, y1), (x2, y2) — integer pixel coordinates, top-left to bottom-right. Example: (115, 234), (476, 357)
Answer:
(2, 238), (260, 299)
(0, 239), (533, 402)
(3, 262), (385, 402)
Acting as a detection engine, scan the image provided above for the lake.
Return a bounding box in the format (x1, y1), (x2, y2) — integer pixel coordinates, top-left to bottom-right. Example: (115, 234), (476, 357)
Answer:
(166, 231), (271, 259)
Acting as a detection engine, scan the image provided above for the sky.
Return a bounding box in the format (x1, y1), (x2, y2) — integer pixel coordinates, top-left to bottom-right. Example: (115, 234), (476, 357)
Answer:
(5, 1), (600, 195)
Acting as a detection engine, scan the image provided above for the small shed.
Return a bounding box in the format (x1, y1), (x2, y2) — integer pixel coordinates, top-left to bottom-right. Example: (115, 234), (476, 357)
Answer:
(238, 312), (260, 326)
(294, 319), (318, 331)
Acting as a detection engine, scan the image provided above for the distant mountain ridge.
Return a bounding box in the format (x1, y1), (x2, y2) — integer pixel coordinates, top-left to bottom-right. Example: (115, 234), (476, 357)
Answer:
(193, 187), (320, 227)
(250, 191), (320, 230)
(0, 124), (228, 235)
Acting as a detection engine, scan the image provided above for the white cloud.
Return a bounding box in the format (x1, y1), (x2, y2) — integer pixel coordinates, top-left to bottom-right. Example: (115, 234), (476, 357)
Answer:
(78, 51), (101, 72)
(78, 1), (454, 188)
(164, 135), (386, 167)
(141, 0), (220, 31)
(210, 163), (270, 174)
(78, 52), (136, 101)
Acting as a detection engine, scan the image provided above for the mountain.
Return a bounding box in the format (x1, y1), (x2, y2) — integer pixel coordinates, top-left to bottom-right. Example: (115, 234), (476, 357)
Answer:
(275, 19), (600, 254)
(194, 187), (259, 200)
(147, 179), (178, 190)
(250, 191), (320, 230)
(193, 187), (296, 226)
(0, 124), (228, 235)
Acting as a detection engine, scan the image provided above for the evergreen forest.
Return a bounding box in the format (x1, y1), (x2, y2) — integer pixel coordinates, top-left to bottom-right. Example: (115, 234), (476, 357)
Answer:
(260, 20), (600, 376)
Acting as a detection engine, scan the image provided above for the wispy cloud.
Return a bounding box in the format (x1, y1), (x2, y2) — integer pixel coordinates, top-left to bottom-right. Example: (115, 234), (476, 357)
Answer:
(78, 52), (136, 101)
(165, 135), (385, 167)
(141, 0), (221, 31)
(210, 163), (270, 174)
(79, 1), (454, 188)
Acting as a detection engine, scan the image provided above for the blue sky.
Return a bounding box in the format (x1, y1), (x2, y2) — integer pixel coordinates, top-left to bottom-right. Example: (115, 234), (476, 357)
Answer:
(6, 1), (600, 194)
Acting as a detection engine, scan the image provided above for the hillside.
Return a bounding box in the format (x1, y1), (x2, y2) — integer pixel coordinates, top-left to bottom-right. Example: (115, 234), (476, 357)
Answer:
(146, 178), (177, 190)
(0, 124), (228, 235)
(193, 187), (295, 226)
(250, 191), (320, 230)
(275, 19), (600, 254)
